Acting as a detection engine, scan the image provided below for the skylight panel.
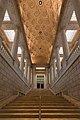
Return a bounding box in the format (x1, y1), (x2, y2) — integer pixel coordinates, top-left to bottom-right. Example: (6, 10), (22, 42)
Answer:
(66, 30), (77, 42)
(18, 57), (21, 62)
(59, 47), (63, 54)
(4, 30), (15, 42)
(60, 57), (63, 62)
(3, 11), (11, 21)
(17, 47), (22, 54)
(70, 11), (77, 21)
(36, 67), (45, 70)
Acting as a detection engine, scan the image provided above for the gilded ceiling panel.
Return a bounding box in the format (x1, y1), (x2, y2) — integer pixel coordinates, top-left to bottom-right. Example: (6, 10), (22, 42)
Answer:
(17, 0), (63, 64)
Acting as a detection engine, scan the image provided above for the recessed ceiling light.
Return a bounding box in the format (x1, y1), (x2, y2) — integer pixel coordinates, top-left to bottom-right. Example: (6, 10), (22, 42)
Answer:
(39, 1), (42, 5)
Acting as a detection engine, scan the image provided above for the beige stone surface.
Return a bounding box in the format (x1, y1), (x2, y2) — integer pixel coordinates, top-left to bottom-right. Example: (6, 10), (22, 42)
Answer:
(51, 56), (80, 100)
(0, 54), (29, 102)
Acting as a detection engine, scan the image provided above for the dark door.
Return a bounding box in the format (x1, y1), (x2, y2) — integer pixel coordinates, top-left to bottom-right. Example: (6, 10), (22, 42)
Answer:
(41, 84), (44, 89)
(37, 83), (40, 88)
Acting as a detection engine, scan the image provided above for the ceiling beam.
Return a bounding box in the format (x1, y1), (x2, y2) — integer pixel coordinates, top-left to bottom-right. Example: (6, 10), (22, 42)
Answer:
(65, 21), (79, 30)
(2, 22), (16, 30)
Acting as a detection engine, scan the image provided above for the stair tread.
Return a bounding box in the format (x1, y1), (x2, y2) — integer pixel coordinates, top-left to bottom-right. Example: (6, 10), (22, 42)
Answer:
(0, 89), (80, 119)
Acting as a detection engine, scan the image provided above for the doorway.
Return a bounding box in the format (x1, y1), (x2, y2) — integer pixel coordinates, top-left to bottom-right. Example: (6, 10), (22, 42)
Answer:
(37, 75), (44, 89)
(37, 83), (44, 89)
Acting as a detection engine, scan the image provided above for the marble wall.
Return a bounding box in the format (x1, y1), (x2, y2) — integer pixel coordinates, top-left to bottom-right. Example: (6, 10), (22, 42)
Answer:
(0, 54), (30, 101)
(51, 55), (80, 100)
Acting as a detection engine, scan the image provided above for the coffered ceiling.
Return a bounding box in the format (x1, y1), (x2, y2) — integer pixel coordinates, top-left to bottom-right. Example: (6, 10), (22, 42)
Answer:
(17, 0), (63, 64)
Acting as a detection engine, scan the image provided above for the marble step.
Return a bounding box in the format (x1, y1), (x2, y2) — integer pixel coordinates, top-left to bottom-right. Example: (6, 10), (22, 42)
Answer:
(0, 109), (80, 113)
(6, 103), (74, 106)
(11, 101), (70, 103)
(0, 113), (80, 118)
(4, 106), (78, 109)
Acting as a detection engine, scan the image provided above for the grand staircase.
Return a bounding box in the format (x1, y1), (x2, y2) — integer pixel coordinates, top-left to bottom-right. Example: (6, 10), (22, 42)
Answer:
(0, 89), (80, 120)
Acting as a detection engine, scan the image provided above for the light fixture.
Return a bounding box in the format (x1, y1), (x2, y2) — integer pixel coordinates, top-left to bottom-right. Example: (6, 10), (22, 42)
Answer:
(39, 0), (42, 5)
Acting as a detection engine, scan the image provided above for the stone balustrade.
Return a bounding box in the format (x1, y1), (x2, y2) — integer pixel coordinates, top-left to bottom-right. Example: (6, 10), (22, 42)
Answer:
(51, 39), (80, 100)
(0, 37), (29, 85)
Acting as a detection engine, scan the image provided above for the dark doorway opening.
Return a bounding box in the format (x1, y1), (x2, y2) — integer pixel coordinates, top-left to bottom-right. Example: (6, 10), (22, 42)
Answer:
(37, 83), (40, 88)
(37, 83), (44, 89)
(41, 84), (44, 89)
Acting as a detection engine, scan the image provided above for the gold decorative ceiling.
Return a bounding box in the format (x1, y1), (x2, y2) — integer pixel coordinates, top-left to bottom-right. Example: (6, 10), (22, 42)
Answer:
(17, 0), (62, 64)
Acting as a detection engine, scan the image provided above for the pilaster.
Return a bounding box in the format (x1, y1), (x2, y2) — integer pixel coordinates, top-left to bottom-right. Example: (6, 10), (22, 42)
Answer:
(24, 59), (28, 78)
(61, 29), (70, 59)
(20, 47), (25, 72)
(56, 47), (61, 73)
(11, 27), (20, 60)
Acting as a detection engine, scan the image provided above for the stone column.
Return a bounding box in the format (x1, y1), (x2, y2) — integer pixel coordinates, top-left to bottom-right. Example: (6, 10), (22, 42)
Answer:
(32, 67), (35, 87)
(45, 67), (49, 88)
(72, 0), (80, 26)
(61, 29), (70, 59)
(50, 65), (54, 84)
(48, 68), (51, 84)
(29, 66), (32, 86)
(20, 47), (25, 72)
(52, 58), (57, 80)
(30, 68), (33, 86)
(27, 63), (31, 84)
(11, 28), (19, 59)
(56, 47), (61, 73)
(24, 59), (28, 78)
(0, 0), (8, 27)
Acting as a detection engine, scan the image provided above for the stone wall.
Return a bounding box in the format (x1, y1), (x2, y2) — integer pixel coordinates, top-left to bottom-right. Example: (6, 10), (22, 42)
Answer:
(51, 55), (80, 100)
(0, 54), (30, 101)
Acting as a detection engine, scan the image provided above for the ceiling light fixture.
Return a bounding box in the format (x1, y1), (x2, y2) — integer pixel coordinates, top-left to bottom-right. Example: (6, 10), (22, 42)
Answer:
(39, 0), (42, 5)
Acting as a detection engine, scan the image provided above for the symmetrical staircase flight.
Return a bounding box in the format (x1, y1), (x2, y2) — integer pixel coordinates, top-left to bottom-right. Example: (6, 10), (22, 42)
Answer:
(0, 89), (80, 119)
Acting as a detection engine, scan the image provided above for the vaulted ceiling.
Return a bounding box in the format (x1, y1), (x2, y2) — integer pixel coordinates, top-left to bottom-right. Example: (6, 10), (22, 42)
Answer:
(17, 0), (63, 64)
